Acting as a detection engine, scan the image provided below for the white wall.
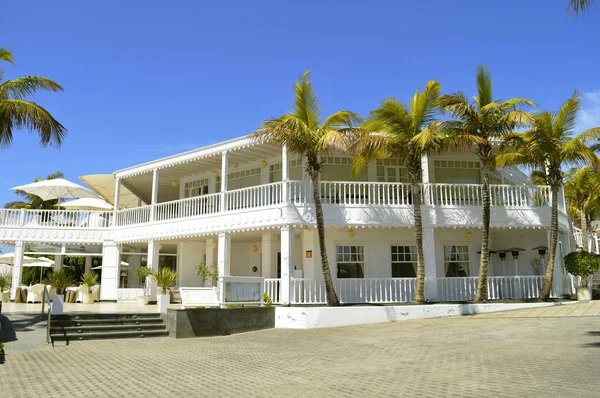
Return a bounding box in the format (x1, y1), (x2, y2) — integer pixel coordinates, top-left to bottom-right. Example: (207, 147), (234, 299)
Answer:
(178, 241), (205, 287)
(230, 241), (262, 276)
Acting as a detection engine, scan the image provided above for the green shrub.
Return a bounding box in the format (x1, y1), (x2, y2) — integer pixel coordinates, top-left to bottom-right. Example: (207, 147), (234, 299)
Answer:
(263, 292), (273, 306)
(196, 262), (219, 283)
(80, 271), (98, 288)
(564, 251), (600, 279)
(0, 271), (11, 293)
(135, 267), (178, 295)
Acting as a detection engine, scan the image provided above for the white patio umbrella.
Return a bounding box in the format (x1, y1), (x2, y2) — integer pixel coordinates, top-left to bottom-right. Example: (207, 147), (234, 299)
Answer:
(23, 257), (54, 283)
(0, 252), (43, 266)
(11, 178), (99, 209)
(91, 261), (129, 270)
(60, 197), (113, 210)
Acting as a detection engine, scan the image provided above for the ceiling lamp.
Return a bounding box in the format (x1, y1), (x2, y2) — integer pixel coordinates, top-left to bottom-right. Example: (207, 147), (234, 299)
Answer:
(212, 170), (219, 178)
(465, 231), (473, 240)
(252, 243), (259, 253)
(347, 229), (355, 238)
(209, 240), (217, 249)
(171, 179), (179, 188)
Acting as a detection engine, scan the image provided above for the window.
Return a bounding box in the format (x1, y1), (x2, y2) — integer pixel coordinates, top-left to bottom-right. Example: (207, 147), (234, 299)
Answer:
(391, 245), (417, 277)
(269, 159), (303, 182)
(336, 245), (365, 278)
(376, 159), (408, 183)
(444, 246), (469, 277)
(184, 178), (209, 198)
(434, 160), (481, 184)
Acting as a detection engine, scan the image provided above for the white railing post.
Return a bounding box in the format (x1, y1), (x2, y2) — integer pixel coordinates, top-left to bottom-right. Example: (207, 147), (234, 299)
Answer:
(18, 208), (26, 226)
(280, 225), (293, 305)
(220, 151), (229, 212)
(150, 169), (159, 222)
(113, 177), (121, 227)
(217, 232), (231, 306)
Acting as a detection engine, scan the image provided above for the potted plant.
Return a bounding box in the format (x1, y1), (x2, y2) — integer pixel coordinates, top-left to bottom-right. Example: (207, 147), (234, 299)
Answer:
(45, 270), (74, 314)
(80, 272), (99, 304)
(136, 267), (151, 305)
(0, 271), (11, 303)
(564, 251), (600, 301)
(152, 268), (178, 313)
(196, 261), (219, 287)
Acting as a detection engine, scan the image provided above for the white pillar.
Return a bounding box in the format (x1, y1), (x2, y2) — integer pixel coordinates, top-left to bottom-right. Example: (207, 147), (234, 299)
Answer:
(84, 256), (92, 274)
(280, 226), (294, 305)
(205, 239), (217, 286)
(423, 226), (438, 301)
(282, 145), (289, 203)
(147, 240), (160, 300)
(113, 177), (121, 227)
(261, 232), (276, 278)
(421, 155), (431, 205)
(53, 245), (66, 272)
(10, 241), (24, 301)
(150, 168), (159, 221)
(220, 151), (229, 212)
(217, 232), (231, 304)
(100, 241), (119, 301)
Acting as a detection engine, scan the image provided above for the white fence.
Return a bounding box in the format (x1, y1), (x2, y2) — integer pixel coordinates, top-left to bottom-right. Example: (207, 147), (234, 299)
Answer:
(428, 184), (551, 207)
(264, 278), (281, 304)
(225, 182), (283, 211)
(116, 205), (151, 226)
(319, 181), (414, 206)
(290, 278), (416, 305)
(155, 193), (220, 221)
(437, 276), (567, 301)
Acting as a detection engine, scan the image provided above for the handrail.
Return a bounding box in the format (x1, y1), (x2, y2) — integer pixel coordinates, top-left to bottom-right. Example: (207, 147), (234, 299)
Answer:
(42, 286), (52, 345)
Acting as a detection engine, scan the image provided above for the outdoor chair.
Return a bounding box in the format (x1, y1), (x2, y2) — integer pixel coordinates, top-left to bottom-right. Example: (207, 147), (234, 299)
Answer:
(90, 285), (100, 302)
(26, 284), (45, 303)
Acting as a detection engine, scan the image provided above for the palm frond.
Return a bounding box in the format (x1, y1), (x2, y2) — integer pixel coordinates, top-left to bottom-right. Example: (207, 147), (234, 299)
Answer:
(554, 92), (580, 135)
(475, 65), (493, 108)
(0, 48), (13, 64)
(0, 99), (66, 148)
(568, 0), (595, 14)
(321, 110), (362, 131)
(0, 76), (64, 100)
(293, 70), (320, 130)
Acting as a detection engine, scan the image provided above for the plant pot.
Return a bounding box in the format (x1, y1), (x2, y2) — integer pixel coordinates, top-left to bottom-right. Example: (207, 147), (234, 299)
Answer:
(577, 287), (591, 301)
(0, 292), (8, 303)
(82, 291), (94, 304)
(51, 294), (64, 315)
(157, 293), (170, 313)
(138, 295), (150, 306)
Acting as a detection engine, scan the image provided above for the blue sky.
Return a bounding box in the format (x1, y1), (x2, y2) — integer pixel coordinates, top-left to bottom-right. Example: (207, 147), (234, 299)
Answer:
(1, 0), (599, 211)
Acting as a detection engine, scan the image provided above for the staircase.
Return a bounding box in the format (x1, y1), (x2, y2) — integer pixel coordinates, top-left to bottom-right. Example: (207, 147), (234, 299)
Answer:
(49, 313), (169, 343)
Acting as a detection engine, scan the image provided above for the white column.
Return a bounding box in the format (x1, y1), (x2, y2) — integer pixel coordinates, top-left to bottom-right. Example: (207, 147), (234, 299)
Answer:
(84, 256), (92, 274)
(280, 226), (294, 305)
(423, 226), (438, 301)
(100, 241), (119, 301)
(53, 245), (66, 272)
(261, 232), (276, 278)
(282, 145), (289, 203)
(150, 168), (159, 221)
(147, 240), (160, 300)
(113, 177), (121, 227)
(220, 151), (229, 212)
(205, 239), (217, 286)
(217, 232), (231, 305)
(421, 155), (431, 205)
(10, 241), (24, 301)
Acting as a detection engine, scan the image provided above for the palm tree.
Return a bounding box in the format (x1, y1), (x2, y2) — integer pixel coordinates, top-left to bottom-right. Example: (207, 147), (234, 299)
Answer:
(564, 167), (600, 251)
(439, 66), (534, 303)
(496, 92), (600, 299)
(0, 48), (66, 148)
(352, 81), (443, 303)
(569, 0), (594, 14)
(5, 171), (64, 209)
(252, 71), (361, 306)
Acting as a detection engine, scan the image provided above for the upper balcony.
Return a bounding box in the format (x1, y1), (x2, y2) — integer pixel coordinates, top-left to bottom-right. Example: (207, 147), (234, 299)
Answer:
(0, 180), (565, 244)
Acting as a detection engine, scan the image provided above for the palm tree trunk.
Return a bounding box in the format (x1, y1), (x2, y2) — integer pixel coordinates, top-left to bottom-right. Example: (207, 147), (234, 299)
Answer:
(580, 207), (589, 251)
(474, 159), (491, 302)
(540, 184), (560, 300)
(311, 174), (340, 306)
(412, 177), (426, 303)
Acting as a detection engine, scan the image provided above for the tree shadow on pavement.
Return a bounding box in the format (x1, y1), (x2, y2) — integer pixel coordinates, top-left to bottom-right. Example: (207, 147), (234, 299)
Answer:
(0, 314), (44, 343)
(584, 331), (600, 347)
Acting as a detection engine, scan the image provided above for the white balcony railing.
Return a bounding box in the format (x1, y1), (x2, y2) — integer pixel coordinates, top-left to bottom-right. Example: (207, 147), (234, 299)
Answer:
(429, 184), (551, 207)
(225, 182), (283, 212)
(116, 205), (151, 227)
(155, 193), (220, 222)
(0, 209), (112, 229)
(319, 181), (414, 205)
(0, 181), (555, 229)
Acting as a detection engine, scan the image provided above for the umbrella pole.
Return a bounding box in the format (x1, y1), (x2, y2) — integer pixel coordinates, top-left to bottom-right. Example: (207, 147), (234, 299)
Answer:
(40, 267), (43, 283)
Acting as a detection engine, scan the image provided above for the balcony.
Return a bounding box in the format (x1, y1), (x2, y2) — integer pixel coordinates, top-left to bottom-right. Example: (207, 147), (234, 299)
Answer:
(0, 181), (560, 244)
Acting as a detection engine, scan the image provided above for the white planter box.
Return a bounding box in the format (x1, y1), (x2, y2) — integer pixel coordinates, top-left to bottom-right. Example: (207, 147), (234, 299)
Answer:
(157, 294), (170, 313)
(52, 294), (64, 314)
(577, 287), (591, 301)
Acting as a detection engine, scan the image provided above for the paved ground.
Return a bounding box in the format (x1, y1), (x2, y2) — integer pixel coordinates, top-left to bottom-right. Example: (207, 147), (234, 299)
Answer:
(2, 302), (600, 397)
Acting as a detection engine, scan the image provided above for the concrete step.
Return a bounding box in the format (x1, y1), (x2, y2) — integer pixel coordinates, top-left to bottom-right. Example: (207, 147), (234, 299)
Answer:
(51, 324), (166, 334)
(51, 318), (164, 327)
(52, 313), (161, 321)
(51, 329), (169, 341)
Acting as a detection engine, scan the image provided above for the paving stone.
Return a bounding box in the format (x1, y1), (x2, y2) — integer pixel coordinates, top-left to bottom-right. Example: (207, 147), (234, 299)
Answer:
(1, 303), (600, 397)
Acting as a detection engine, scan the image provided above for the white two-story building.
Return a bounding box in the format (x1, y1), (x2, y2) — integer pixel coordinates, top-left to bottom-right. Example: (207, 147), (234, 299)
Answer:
(2, 135), (577, 304)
